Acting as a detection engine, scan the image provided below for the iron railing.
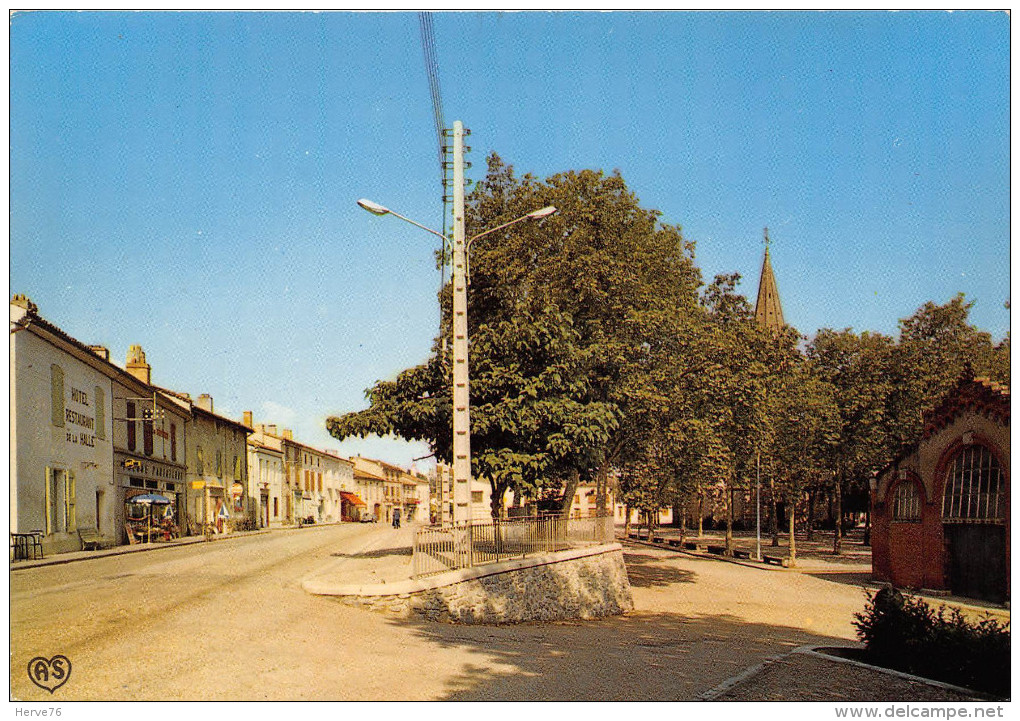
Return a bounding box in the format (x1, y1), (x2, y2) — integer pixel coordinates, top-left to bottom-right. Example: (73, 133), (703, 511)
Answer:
(412, 514), (614, 578)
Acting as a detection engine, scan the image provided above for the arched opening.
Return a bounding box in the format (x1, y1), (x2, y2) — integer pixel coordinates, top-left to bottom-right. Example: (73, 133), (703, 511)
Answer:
(941, 444), (1007, 602)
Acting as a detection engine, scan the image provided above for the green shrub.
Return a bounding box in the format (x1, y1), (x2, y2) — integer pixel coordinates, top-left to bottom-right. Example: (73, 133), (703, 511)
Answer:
(853, 587), (1010, 697)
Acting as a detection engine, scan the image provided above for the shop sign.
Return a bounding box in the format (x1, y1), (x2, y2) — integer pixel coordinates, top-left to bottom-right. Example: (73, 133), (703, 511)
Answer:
(191, 481), (205, 489)
(64, 386), (97, 448)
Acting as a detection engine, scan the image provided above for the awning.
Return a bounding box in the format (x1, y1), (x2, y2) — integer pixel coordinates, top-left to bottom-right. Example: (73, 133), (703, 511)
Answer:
(339, 491), (366, 507)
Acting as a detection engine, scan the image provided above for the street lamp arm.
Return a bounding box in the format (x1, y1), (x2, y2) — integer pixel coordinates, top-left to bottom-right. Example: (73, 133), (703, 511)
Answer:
(356, 198), (449, 243)
(466, 206), (557, 252)
(378, 209), (450, 243)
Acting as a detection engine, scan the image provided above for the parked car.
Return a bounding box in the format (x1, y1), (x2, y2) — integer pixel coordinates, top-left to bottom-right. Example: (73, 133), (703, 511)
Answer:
(359, 515), (377, 523)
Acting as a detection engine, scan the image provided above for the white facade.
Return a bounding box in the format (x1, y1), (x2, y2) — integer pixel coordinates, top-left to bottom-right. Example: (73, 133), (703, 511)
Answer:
(248, 439), (284, 528)
(10, 299), (117, 553)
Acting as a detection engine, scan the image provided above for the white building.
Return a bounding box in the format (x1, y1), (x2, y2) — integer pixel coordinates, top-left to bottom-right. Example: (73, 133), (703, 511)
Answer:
(10, 296), (117, 554)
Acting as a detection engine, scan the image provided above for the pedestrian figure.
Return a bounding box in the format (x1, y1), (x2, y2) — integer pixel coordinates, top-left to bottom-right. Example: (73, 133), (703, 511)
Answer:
(392, 508), (401, 529)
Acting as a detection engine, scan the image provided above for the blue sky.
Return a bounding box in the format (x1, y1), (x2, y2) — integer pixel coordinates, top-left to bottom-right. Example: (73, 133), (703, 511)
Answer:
(10, 11), (1010, 468)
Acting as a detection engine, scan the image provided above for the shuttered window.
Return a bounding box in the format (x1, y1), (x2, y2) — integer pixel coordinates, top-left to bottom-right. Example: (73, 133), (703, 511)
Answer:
(51, 365), (65, 427)
(170, 424), (177, 462)
(127, 402), (136, 451)
(66, 471), (77, 532)
(94, 386), (106, 440)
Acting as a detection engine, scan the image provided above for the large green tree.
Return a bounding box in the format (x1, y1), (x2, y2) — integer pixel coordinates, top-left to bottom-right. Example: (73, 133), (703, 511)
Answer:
(328, 154), (701, 517)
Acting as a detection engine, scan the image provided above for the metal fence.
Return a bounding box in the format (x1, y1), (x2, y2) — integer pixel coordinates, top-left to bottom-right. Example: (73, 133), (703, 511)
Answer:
(412, 514), (614, 578)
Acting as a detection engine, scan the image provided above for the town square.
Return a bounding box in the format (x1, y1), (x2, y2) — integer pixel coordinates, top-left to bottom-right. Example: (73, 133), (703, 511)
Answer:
(9, 10), (1010, 710)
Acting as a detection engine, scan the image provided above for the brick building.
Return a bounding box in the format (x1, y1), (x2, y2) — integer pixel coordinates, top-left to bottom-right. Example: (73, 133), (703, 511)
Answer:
(871, 371), (1009, 603)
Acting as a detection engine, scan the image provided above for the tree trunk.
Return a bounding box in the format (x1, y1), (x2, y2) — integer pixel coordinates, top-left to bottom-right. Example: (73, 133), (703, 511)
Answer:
(806, 490), (816, 541)
(832, 477), (842, 555)
(595, 463), (609, 517)
(788, 496), (797, 568)
(863, 504), (871, 547)
(672, 501), (682, 528)
(696, 492), (704, 537)
(624, 505), (632, 537)
(770, 474), (780, 547)
(490, 483), (504, 520)
(725, 485), (734, 553)
(678, 500), (687, 544)
(559, 468), (581, 517)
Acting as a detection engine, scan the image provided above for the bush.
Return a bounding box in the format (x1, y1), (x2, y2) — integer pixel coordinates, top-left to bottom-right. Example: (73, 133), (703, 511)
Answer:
(853, 587), (1010, 697)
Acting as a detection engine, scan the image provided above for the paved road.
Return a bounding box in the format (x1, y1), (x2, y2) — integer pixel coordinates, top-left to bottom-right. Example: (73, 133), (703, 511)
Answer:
(11, 526), (897, 701)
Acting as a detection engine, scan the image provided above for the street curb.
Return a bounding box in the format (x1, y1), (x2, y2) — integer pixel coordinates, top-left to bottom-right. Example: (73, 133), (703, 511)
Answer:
(9, 528), (272, 571)
(697, 645), (993, 701)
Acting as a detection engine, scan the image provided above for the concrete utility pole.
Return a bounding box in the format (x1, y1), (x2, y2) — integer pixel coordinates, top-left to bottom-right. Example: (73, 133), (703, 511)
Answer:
(450, 120), (471, 526)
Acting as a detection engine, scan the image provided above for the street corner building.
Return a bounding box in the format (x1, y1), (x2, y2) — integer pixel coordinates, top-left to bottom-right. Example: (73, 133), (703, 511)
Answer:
(10, 295), (254, 555)
(871, 370), (1010, 603)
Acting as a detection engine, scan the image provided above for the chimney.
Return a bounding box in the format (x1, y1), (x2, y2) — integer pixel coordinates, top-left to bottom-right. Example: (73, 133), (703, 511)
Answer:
(282, 429), (293, 440)
(196, 394), (213, 413)
(266, 424), (278, 436)
(126, 345), (151, 384)
(243, 410), (253, 428)
(89, 345), (110, 361)
(11, 294), (38, 313)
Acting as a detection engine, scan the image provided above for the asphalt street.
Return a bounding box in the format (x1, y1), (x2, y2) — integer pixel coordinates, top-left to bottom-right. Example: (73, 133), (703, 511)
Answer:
(12, 523), (883, 701)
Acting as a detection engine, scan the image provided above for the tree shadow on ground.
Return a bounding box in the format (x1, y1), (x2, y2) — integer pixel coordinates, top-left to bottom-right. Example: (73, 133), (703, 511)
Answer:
(622, 551), (696, 588)
(331, 546), (412, 559)
(391, 609), (849, 701)
(804, 571), (875, 588)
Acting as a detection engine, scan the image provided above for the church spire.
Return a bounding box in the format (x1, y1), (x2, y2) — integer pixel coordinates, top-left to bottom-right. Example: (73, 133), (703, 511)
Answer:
(754, 227), (785, 331)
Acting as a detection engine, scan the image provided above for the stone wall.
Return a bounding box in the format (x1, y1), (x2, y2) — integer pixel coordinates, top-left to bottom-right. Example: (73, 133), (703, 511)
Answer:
(330, 544), (633, 624)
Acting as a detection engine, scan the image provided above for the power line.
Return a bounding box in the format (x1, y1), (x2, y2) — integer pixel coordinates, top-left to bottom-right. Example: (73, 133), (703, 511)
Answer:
(418, 11), (451, 284)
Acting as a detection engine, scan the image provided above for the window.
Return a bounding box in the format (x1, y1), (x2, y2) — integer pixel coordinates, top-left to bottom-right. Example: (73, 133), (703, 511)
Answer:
(126, 402), (136, 451)
(943, 445), (1005, 522)
(273, 497), (279, 518)
(170, 424), (177, 462)
(471, 490), (484, 503)
(318, 473), (322, 493)
(94, 386), (105, 440)
(893, 481), (921, 521)
(51, 365), (65, 427)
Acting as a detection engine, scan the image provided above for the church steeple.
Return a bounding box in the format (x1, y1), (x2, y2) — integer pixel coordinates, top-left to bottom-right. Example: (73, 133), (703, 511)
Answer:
(754, 227), (785, 331)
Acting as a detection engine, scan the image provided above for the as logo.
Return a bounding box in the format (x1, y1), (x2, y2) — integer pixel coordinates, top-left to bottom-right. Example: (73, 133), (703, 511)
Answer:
(27, 655), (71, 693)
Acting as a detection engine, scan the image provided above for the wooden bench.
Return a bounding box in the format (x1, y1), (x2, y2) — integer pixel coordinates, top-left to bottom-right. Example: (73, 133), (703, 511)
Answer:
(628, 532), (639, 539)
(763, 554), (789, 567)
(683, 541), (700, 551)
(667, 539), (682, 547)
(706, 544), (728, 555)
(732, 549), (752, 560)
(78, 527), (103, 551)
(651, 536), (664, 544)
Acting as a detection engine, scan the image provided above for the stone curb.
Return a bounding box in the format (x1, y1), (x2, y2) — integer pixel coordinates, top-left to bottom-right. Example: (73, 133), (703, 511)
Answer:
(697, 644), (994, 701)
(303, 542), (624, 597)
(9, 528), (273, 571)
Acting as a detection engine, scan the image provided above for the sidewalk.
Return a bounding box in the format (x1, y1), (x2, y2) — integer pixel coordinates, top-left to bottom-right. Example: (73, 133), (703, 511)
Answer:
(9, 527), (274, 571)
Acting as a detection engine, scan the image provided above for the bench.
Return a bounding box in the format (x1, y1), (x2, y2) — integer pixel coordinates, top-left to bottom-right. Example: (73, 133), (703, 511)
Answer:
(628, 532), (639, 539)
(78, 527), (103, 551)
(651, 536), (664, 544)
(706, 544), (728, 555)
(763, 554), (789, 567)
(667, 539), (682, 547)
(683, 541), (700, 551)
(732, 549), (752, 560)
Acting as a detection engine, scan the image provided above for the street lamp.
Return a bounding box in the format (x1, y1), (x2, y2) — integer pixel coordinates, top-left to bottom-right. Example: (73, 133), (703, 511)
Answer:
(356, 190), (556, 527)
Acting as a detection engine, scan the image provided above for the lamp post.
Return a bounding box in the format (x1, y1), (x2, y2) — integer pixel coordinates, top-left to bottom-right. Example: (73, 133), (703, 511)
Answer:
(357, 127), (555, 527)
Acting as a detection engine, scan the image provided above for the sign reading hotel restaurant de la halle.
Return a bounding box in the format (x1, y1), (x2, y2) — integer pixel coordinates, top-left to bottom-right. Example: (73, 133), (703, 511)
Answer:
(64, 386), (97, 448)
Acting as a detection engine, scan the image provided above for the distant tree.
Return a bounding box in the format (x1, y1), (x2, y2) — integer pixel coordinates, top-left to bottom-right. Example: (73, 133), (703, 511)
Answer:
(806, 329), (894, 554)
